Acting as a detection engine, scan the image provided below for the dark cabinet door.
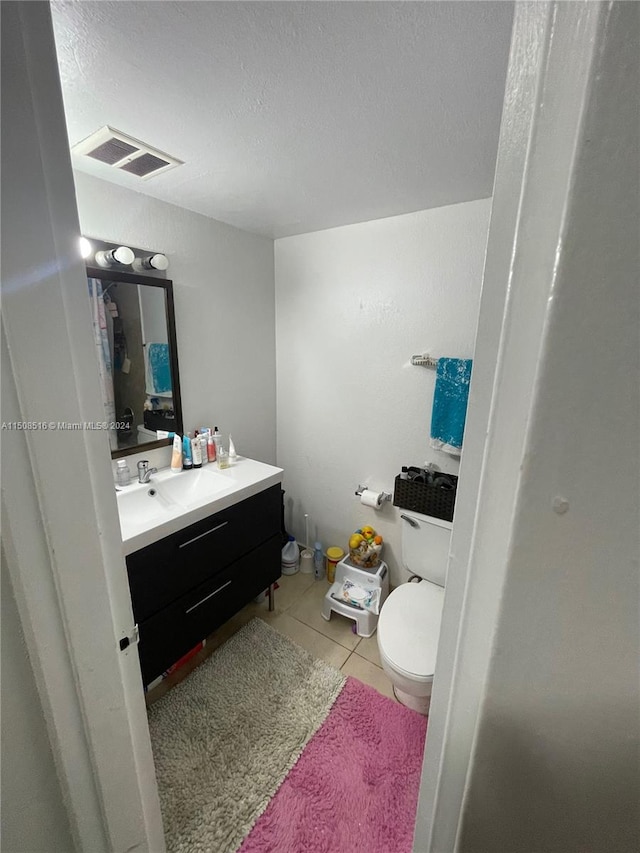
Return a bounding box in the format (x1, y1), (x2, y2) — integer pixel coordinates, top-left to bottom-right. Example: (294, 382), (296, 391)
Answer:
(127, 485), (280, 623)
(137, 534), (281, 684)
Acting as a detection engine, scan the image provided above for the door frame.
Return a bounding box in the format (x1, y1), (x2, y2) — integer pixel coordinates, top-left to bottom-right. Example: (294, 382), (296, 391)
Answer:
(1, 3), (165, 850)
(413, 2), (627, 850)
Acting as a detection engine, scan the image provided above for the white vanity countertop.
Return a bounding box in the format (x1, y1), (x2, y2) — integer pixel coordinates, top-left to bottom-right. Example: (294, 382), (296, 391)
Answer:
(116, 457), (283, 555)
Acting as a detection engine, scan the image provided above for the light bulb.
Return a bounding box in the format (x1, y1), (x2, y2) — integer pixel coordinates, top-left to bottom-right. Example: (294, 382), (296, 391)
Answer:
(113, 246), (135, 265)
(95, 246), (135, 268)
(79, 237), (92, 259)
(149, 253), (169, 271)
(135, 253), (169, 271)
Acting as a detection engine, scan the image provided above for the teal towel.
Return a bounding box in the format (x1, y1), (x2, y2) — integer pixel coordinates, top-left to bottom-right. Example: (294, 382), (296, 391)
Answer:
(430, 358), (472, 456)
(147, 343), (171, 394)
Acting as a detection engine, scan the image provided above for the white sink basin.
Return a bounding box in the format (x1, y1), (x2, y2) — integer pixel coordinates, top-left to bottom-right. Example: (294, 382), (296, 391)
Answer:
(156, 467), (227, 507)
(116, 482), (179, 526)
(115, 457), (283, 555)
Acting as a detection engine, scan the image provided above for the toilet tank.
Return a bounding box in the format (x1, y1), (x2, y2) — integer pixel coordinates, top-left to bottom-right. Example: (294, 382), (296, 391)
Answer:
(401, 510), (452, 587)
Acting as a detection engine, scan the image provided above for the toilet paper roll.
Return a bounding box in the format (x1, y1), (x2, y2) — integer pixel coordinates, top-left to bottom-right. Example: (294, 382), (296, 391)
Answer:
(360, 489), (384, 510)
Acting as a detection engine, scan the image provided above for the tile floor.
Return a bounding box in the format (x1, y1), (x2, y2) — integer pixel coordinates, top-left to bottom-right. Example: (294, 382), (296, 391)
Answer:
(146, 570), (396, 705)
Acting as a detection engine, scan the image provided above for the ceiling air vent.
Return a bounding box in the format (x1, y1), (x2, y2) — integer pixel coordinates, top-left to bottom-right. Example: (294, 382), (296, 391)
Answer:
(71, 126), (182, 180)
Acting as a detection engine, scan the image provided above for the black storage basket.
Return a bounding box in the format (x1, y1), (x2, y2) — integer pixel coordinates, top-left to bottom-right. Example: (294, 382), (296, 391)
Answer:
(393, 473), (458, 522)
(144, 409), (177, 432)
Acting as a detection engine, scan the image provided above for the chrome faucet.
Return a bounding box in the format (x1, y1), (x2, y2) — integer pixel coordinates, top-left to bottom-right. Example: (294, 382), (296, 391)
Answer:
(137, 460), (157, 484)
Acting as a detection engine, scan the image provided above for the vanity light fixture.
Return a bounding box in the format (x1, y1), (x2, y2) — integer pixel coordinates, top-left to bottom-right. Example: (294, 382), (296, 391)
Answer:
(134, 253), (169, 272)
(95, 246), (135, 269)
(79, 236), (93, 259)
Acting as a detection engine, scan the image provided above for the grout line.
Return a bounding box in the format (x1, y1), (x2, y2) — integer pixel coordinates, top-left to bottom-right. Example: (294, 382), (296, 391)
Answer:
(280, 579), (320, 613)
(288, 611), (361, 652)
(349, 650), (384, 672)
(280, 577), (364, 651)
(287, 611), (356, 649)
(266, 616), (351, 670)
(341, 651), (353, 671)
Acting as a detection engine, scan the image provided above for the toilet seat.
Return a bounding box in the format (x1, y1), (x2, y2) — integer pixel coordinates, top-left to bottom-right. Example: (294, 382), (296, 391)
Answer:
(378, 581), (444, 680)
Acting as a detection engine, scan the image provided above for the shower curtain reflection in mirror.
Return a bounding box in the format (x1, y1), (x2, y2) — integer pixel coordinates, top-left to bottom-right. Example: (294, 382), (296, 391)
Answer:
(88, 277), (118, 450)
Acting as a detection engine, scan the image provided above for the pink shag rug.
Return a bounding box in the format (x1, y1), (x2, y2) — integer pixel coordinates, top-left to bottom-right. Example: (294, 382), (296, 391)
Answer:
(238, 677), (427, 853)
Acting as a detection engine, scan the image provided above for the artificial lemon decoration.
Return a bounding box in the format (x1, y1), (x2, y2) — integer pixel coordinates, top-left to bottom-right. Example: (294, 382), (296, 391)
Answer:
(348, 525), (383, 567)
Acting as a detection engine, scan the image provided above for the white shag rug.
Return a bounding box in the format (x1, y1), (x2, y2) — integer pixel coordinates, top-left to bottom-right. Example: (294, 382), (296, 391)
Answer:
(147, 617), (346, 853)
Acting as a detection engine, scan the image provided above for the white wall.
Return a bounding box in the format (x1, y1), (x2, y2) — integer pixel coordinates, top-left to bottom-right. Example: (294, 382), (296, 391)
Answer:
(275, 200), (491, 586)
(73, 171), (277, 468)
(1, 551), (74, 853)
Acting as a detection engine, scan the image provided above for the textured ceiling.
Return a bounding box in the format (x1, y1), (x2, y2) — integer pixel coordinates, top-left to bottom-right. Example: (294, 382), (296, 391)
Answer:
(51, 1), (513, 238)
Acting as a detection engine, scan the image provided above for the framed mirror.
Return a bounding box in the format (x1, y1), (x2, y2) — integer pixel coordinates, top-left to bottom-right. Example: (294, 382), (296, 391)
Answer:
(86, 265), (183, 459)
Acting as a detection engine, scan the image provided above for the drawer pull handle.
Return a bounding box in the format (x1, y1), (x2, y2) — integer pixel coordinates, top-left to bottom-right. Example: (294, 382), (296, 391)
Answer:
(179, 521), (229, 549)
(400, 514), (419, 528)
(185, 580), (232, 614)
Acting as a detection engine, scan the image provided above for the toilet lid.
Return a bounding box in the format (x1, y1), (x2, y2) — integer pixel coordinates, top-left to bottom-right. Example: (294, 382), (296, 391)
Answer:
(378, 582), (444, 679)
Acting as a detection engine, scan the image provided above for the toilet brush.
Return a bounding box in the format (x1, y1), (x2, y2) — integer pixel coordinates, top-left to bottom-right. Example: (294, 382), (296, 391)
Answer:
(300, 513), (314, 574)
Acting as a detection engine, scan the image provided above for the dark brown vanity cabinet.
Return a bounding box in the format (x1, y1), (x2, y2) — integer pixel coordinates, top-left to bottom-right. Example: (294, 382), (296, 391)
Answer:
(125, 484), (281, 685)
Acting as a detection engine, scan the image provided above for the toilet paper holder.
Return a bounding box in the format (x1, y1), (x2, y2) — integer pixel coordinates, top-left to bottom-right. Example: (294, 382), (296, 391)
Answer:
(355, 484), (391, 502)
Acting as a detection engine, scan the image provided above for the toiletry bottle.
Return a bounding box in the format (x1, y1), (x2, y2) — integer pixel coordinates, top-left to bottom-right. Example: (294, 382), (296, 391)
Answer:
(281, 536), (300, 574)
(314, 542), (324, 580)
(228, 434), (237, 464)
(207, 430), (216, 462)
(115, 459), (131, 487)
(199, 432), (208, 465)
(217, 445), (229, 469)
(191, 435), (202, 468)
(171, 434), (183, 473)
(182, 434), (193, 470)
(213, 426), (222, 455)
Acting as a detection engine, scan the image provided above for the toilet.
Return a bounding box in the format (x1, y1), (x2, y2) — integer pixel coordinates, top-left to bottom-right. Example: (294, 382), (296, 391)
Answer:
(137, 424), (159, 443)
(377, 509), (452, 715)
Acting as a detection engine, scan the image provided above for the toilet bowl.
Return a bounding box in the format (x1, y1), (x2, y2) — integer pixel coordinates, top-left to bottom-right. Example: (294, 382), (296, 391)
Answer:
(377, 510), (452, 715)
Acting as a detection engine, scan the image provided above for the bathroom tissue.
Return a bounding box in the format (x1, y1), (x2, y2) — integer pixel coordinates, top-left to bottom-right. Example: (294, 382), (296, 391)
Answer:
(360, 489), (384, 509)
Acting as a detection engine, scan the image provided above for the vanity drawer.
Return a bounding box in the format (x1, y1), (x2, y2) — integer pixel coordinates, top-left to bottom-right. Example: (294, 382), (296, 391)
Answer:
(137, 533), (281, 685)
(127, 484), (280, 622)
